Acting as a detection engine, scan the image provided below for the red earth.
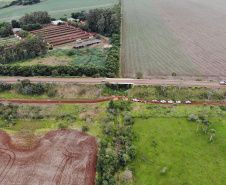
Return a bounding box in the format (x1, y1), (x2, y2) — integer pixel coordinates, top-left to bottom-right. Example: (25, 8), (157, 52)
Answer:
(0, 129), (98, 185)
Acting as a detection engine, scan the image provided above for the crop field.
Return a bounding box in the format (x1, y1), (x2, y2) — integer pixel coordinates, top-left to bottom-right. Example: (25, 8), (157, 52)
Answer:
(30, 25), (93, 46)
(132, 117), (226, 184)
(0, 36), (20, 46)
(0, 129), (98, 184)
(122, 0), (226, 78)
(0, 0), (116, 22)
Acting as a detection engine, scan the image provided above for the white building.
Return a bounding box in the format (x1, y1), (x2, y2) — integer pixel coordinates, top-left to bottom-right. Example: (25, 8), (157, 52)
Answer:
(68, 18), (76, 21)
(51, 20), (64, 25)
(12, 28), (22, 33)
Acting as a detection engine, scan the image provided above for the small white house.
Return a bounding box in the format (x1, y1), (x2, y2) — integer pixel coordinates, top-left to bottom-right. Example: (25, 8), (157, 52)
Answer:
(12, 28), (22, 33)
(51, 20), (64, 25)
(68, 18), (76, 21)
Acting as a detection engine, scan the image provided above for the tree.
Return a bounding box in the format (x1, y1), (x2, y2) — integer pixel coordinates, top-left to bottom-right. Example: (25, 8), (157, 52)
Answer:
(203, 103), (208, 110)
(136, 72), (143, 79)
(209, 129), (215, 142)
(202, 120), (211, 133)
(207, 91), (213, 100)
(11, 20), (20, 28)
(173, 103), (177, 111)
(172, 72), (176, 79)
(196, 119), (202, 133)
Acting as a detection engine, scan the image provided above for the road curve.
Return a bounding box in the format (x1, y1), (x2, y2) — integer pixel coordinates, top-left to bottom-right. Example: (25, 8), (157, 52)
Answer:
(0, 77), (224, 87)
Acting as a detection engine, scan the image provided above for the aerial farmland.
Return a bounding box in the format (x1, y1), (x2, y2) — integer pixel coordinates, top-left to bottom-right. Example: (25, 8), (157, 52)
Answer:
(122, 0), (226, 78)
(0, 0), (116, 22)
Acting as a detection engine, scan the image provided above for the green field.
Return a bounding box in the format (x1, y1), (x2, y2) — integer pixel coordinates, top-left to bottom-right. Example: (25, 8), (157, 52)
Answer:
(132, 117), (226, 184)
(12, 47), (108, 67)
(0, 35), (20, 46)
(0, 0), (116, 22)
(121, 0), (201, 77)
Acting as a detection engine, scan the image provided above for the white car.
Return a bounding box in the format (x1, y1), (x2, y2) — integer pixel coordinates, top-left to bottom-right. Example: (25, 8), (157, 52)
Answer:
(152, 100), (159, 103)
(176, 101), (181, 104)
(133, 99), (139, 102)
(185, 101), (192, 104)
(168, 100), (174, 103)
(160, 100), (166, 103)
(101, 80), (107, 82)
(219, 81), (226, 85)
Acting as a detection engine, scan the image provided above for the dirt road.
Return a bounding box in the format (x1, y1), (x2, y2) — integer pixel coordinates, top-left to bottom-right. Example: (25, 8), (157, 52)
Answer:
(0, 77), (224, 87)
(0, 97), (225, 105)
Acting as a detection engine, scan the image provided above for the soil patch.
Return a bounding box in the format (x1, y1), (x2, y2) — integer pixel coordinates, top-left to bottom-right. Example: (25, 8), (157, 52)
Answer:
(0, 129), (98, 184)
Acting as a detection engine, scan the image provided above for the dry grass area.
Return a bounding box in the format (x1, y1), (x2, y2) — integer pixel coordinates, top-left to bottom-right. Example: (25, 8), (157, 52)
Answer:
(20, 56), (71, 66)
(56, 84), (104, 99)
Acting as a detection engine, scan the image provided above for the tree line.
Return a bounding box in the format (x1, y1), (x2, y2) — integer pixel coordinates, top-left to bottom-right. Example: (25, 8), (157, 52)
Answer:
(0, 64), (108, 77)
(85, 4), (121, 37)
(0, 34), (48, 64)
(1, 0), (40, 9)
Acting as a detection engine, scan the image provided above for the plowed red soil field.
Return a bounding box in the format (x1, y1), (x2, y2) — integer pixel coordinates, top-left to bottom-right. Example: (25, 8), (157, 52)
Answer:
(0, 129), (98, 185)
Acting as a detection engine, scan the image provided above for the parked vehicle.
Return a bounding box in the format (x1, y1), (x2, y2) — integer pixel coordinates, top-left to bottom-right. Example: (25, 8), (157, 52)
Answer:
(152, 100), (159, 102)
(176, 101), (181, 104)
(168, 100), (174, 103)
(219, 81), (226, 85)
(133, 99), (139, 102)
(185, 101), (192, 104)
(160, 100), (166, 103)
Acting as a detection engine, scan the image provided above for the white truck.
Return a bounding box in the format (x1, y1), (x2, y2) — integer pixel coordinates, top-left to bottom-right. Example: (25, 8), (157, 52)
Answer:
(219, 81), (226, 85)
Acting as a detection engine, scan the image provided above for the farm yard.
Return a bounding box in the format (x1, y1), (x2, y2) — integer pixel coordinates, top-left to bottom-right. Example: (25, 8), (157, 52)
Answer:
(30, 25), (93, 46)
(0, 35), (20, 46)
(0, 0), (116, 22)
(122, 0), (226, 78)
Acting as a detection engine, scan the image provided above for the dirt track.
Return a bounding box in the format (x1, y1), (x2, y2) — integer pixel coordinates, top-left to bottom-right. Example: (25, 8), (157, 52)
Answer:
(0, 129), (97, 185)
(0, 77), (224, 87)
(0, 97), (225, 105)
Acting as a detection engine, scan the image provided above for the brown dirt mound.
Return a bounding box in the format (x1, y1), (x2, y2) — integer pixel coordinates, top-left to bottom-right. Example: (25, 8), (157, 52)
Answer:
(0, 129), (98, 185)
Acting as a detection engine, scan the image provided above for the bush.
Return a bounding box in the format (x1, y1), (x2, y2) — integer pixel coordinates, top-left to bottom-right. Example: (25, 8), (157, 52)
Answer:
(188, 114), (198, 121)
(219, 105), (226, 111)
(47, 89), (57, 97)
(136, 72), (143, 79)
(58, 123), (68, 129)
(0, 81), (11, 91)
(19, 30), (29, 37)
(82, 125), (89, 133)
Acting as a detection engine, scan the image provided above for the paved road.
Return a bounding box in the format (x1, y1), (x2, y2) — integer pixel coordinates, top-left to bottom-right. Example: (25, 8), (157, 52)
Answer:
(0, 77), (224, 87)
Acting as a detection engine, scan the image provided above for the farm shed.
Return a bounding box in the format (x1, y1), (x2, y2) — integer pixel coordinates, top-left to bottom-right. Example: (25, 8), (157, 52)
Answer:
(51, 20), (63, 25)
(12, 28), (22, 33)
(73, 39), (101, 49)
(68, 18), (76, 21)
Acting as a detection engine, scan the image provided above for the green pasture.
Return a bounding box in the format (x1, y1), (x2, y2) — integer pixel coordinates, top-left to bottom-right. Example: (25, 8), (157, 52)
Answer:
(12, 47), (107, 67)
(121, 0), (200, 77)
(132, 117), (226, 184)
(0, 0), (116, 22)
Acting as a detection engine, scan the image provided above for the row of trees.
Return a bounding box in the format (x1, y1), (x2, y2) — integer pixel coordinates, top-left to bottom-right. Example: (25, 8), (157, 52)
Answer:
(106, 45), (120, 77)
(0, 34), (48, 64)
(96, 100), (135, 184)
(1, 0), (40, 9)
(19, 11), (51, 27)
(71, 11), (86, 21)
(0, 64), (108, 77)
(85, 4), (121, 37)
